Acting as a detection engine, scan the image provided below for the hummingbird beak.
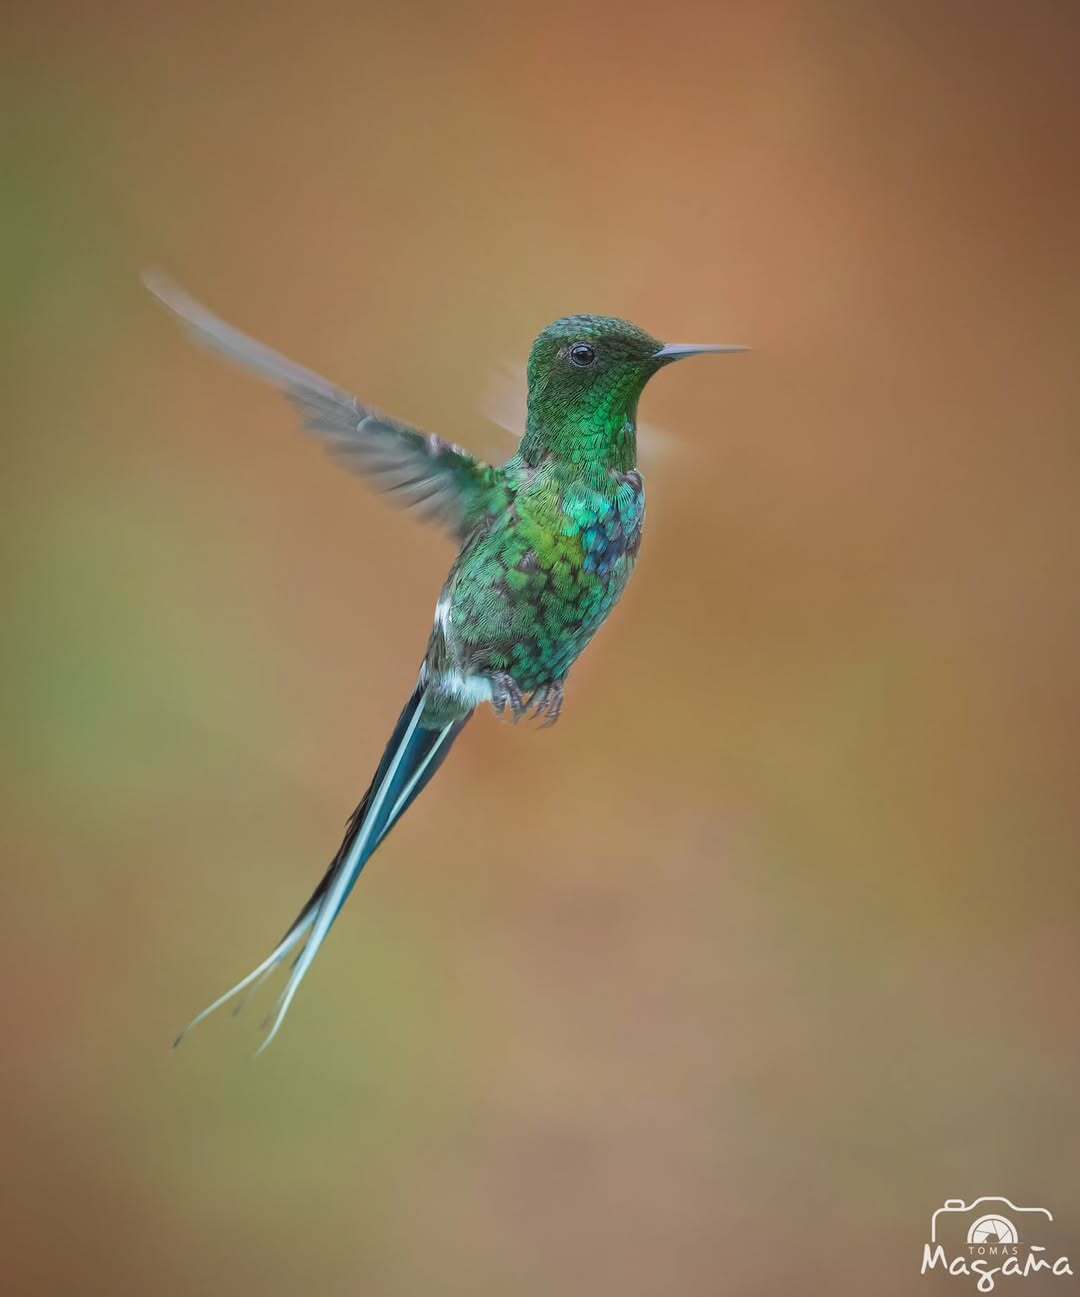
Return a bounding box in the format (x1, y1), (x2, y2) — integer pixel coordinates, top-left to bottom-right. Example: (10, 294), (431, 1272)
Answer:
(654, 342), (749, 364)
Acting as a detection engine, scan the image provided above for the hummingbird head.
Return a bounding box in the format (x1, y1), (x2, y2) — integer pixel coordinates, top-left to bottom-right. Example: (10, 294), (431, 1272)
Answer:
(521, 314), (745, 470)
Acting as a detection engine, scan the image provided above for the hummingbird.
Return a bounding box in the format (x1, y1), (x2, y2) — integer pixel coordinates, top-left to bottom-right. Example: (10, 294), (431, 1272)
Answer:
(146, 273), (745, 1051)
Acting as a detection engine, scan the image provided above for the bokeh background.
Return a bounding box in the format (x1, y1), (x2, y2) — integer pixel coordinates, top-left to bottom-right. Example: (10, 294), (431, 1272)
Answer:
(4, 1), (1079, 1293)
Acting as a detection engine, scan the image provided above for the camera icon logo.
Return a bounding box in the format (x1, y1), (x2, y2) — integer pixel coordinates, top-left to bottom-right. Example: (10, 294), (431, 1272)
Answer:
(930, 1197), (1052, 1246)
(922, 1195), (1074, 1290)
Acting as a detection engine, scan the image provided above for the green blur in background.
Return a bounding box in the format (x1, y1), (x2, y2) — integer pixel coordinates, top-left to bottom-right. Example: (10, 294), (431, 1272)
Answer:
(3, 2), (1079, 1294)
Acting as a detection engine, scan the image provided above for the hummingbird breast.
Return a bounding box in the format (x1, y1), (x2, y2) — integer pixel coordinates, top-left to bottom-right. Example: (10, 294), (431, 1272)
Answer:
(427, 467), (645, 701)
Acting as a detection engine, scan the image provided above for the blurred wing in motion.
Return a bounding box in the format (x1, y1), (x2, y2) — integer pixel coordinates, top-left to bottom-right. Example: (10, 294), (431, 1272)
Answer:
(481, 360), (530, 440)
(144, 272), (508, 539)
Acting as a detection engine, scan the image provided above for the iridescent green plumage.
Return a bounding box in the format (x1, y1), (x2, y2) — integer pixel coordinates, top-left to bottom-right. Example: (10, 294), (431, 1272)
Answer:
(440, 445), (644, 703)
(426, 315), (663, 715)
(146, 275), (743, 1048)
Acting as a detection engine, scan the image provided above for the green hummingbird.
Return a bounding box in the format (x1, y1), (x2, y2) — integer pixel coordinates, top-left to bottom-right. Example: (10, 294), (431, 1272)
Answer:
(146, 274), (745, 1051)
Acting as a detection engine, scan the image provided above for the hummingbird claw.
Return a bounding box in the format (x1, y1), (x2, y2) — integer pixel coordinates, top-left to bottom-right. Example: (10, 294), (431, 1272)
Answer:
(491, 673), (527, 722)
(529, 682), (564, 727)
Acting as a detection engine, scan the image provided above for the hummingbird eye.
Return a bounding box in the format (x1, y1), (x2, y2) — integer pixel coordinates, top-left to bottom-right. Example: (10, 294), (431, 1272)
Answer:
(568, 342), (596, 368)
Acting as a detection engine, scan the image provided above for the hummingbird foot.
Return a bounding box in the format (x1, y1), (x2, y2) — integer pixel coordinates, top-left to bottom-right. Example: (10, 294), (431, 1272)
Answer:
(491, 673), (528, 722)
(529, 681), (564, 728)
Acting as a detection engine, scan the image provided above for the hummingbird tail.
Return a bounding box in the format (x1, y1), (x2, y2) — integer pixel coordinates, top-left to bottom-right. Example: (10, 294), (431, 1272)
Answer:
(174, 682), (472, 1053)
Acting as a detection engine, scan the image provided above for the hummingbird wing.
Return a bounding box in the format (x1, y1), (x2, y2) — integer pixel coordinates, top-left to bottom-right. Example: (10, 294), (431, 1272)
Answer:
(144, 272), (508, 539)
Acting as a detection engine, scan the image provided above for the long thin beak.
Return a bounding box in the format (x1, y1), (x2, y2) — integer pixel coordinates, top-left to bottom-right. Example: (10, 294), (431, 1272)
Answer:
(654, 342), (749, 363)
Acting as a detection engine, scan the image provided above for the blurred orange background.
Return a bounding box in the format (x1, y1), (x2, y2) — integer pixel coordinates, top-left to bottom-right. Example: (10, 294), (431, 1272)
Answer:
(4, 1), (1079, 1293)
